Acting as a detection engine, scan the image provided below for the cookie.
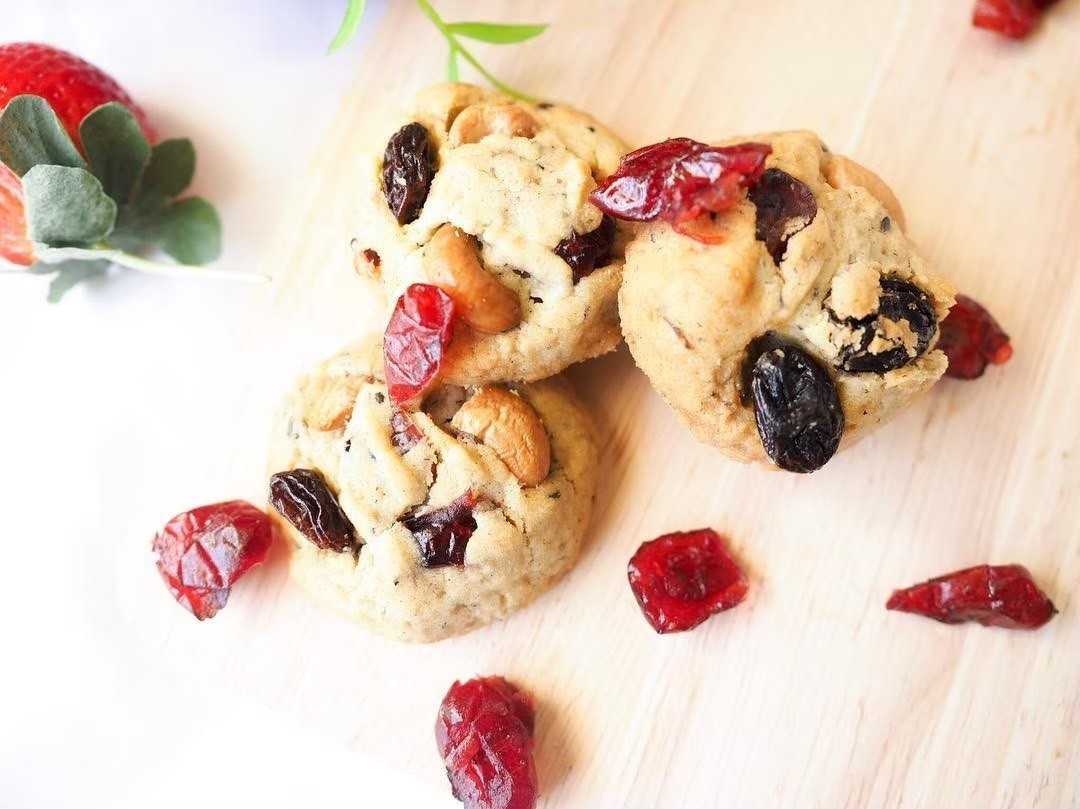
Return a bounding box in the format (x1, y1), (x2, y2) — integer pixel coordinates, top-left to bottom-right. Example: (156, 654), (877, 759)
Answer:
(267, 339), (598, 642)
(351, 82), (628, 386)
(617, 130), (956, 471)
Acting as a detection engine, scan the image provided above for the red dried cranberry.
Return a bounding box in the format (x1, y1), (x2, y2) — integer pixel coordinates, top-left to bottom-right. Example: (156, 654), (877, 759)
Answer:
(404, 491), (479, 567)
(152, 500), (273, 621)
(554, 215), (616, 282)
(383, 283), (456, 405)
(390, 408), (423, 453)
(746, 168), (818, 265)
(627, 529), (748, 634)
(973, 0), (1059, 38)
(269, 468), (356, 552)
(589, 139), (771, 238)
(435, 676), (538, 809)
(383, 122), (437, 224)
(938, 294), (1013, 379)
(887, 565), (1057, 629)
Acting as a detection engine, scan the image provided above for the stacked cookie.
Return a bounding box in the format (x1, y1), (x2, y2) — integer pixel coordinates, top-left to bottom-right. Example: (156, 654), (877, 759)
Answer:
(269, 85), (956, 641)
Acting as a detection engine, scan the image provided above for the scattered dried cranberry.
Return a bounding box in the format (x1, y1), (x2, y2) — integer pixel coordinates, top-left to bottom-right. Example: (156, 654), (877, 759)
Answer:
(973, 0), (1059, 39)
(887, 565), (1057, 629)
(747, 168), (818, 265)
(435, 676), (538, 809)
(554, 214), (616, 282)
(383, 283), (457, 405)
(269, 468), (356, 552)
(627, 529), (748, 634)
(838, 277), (938, 374)
(152, 500), (273, 621)
(390, 408), (423, 453)
(383, 122), (437, 224)
(404, 491), (479, 567)
(746, 333), (844, 473)
(938, 294), (1013, 379)
(589, 139), (771, 238)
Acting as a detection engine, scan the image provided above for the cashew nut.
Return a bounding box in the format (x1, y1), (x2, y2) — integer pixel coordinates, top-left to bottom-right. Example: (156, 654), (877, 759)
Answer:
(448, 103), (539, 146)
(300, 373), (364, 431)
(451, 387), (551, 487)
(422, 224), (522, 334)
(823, 154), (907, 231)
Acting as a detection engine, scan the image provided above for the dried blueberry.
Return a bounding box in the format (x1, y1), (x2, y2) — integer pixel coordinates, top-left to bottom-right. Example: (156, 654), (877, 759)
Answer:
(747, 168), (817, 265)
(746, 334), (844, 473)
(554, 215), (616, 282)
(382, 122), (437, 225)
(269, 468), (357, 552)
(838, 277), (937, 374)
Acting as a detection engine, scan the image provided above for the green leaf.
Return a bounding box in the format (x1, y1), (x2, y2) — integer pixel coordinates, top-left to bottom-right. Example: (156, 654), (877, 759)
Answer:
(141, 139), (195, 198)
(152, 197), (222, 265)
(446, 21), (548, 44)
(447, 46), (460, 81)
(79, 102), (151, 203)
(43, 259), (109, 303)
(328, 0), (367, 53)
(0, 95), (86, 176)
(22, 165), (117, 245)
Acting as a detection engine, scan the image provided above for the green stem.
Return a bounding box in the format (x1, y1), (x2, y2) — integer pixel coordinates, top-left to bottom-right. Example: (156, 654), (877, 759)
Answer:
(35, 245), (269, 283)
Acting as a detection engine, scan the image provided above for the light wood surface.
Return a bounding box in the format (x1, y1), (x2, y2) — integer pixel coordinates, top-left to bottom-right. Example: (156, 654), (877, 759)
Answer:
(257, 2), (1080, 806)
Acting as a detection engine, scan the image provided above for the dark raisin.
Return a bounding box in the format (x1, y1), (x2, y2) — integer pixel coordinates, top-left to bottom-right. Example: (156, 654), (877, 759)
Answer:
(382, 122), (437, 225)
(837, 277), (938, 374)
(747, 168), (818, 265)
(554, 215), (616, 282)
(390, 408), (422, 453)
(880, 216), (892, 232)
(269, 469), (356, 552)
(403, 491), (479, 567)
(746, 334), (844, 473)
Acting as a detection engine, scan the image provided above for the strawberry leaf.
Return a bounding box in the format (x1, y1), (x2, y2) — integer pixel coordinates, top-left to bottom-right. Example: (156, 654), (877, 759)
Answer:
(0, 95), (86, 177)
(22, 165), (116, 245)
(446, 21), (548, 44)
(141, 139), (195, 198)
(151, 197), (222, 265)
(329, 0), (367, 53)
(80, 102), (151, 203)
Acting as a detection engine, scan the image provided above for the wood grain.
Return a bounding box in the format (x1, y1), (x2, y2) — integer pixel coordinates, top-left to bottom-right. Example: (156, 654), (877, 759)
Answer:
(256, 1), (1080, 806)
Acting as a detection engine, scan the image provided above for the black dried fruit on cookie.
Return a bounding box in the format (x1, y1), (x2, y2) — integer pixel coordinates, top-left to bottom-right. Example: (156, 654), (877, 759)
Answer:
(837, 277), (938, 374)
(269, 468), (357, 552)
(745, 334), (844, 473)
(404, 491), (479, 567)
(747, 168), (818, 265)
(383, 122), (437, 225)
(554, 214), (615, 282)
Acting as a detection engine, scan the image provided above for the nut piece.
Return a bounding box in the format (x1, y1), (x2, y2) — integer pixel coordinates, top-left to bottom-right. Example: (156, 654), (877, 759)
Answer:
(451, 387), (551, 486)
(448, 103), (539, 147)
(423, 224), (522, 334)
(823, 154), (907, 231)
(300, 370), (365, 431)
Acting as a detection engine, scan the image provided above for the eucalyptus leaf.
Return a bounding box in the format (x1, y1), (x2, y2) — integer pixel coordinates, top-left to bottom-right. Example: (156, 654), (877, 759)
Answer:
(0, 95), (86, 176)
(329, 0), (367, 52)
(44, 259), (110, 303)
(141, 139), (195, 198)
(22, 165), (117, 245)
(80, 102), (151, 203)
(152, 197), (222, 265)
(446, 21), (548, 44)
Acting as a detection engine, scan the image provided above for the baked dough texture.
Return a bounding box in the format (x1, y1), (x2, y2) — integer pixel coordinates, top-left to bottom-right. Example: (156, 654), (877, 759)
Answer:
(268, 339), (599, 642)
(618, 131), (956, 466)
(352, 83), (629, 385)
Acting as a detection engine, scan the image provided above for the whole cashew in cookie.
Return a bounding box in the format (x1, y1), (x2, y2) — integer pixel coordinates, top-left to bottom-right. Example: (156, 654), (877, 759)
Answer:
(451, 387), (551, 486)
(448, 103), (539, 146)
(422, 224), (522, 334)
(823, 154), (907, 232)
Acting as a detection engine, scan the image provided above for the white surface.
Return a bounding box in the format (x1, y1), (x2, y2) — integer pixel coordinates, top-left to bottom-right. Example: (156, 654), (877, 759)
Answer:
(0, 2), (446, 807)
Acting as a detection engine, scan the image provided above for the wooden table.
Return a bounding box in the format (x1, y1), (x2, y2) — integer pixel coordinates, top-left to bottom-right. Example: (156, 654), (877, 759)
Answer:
(259, 1), (1080, 805)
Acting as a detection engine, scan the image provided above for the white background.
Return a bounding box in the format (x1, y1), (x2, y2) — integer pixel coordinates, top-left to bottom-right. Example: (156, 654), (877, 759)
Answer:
(1, 1), (450, 806)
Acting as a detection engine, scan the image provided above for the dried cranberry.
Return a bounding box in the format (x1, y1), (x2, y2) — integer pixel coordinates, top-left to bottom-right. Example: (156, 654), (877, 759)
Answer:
(383, 122), (437, 224)
(746, 334), (844, 473)
(554, 214), (616, 282)
(887, 565), (1057, 629)
(938, 294), (1013, 379)
(838, 277), (938, 374)
(627, 529), (748, 634)
(404, 491), (479, 567)
(390, 408), (423, 453)
(435, 676), (538, 809)
(973, 0), (1059, 38)
(589, 139), (771, 236)
(383, 283), (456, 405)
(152, 500), (273, 621)
(269, 468), (356, 552)
(747, 168), (818, 265)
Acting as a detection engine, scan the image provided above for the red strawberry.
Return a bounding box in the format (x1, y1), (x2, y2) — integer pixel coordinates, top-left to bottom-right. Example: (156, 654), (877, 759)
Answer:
(0, 43), (154, 265)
